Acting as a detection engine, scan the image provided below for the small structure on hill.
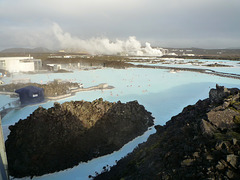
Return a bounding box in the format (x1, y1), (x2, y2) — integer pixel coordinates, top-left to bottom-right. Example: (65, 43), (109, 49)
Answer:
(15, 86), (44, 105)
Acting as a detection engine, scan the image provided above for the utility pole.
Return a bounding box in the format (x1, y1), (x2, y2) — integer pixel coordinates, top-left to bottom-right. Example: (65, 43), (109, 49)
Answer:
(0, 116), (9, 180)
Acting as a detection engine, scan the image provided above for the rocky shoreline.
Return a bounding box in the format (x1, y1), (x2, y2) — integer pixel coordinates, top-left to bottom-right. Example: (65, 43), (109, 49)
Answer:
(5, 98), (154, 178)
(0, 81), (114, 118)
(134, 64), (240, 80)
(94, 85), (240, 180)
(0, 81), (113, 99)
(0, 80), (80, 97)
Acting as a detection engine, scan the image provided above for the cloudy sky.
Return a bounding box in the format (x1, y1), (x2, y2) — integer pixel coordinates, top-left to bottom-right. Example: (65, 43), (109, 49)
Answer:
(0, 0), (240, 50)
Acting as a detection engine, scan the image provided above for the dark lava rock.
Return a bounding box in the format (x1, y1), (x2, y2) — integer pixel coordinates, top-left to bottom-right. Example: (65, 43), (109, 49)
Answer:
(5, 98), (154, 178)
(207, 108), (239, 130)
(0, 80), (80, 97)
(205, 63), (233, 67)
(95, 85), (240, 180)
(209, 84), (230, 104)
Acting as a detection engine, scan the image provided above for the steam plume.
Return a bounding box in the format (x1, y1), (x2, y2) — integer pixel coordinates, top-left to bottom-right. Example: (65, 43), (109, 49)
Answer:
(52, 23), (163, 56)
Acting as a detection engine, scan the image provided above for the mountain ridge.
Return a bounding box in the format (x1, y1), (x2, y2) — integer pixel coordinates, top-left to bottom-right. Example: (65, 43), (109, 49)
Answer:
(1, 47), (55, 53)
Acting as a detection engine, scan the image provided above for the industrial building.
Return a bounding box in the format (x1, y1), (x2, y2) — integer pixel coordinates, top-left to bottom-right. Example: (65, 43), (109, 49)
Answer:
(0, 56), (42, 73)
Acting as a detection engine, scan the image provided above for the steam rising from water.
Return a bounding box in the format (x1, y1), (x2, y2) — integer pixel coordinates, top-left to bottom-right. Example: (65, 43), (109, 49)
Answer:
(53, 23), (163, 56)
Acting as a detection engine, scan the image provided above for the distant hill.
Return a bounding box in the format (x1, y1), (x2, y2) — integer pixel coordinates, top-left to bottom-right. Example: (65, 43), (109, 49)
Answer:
(226, 47), (240, 49)
(1, 47), (55, 53)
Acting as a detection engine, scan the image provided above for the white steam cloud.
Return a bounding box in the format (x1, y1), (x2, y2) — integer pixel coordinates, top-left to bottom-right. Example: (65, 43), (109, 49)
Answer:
(52, 23), (163, 56)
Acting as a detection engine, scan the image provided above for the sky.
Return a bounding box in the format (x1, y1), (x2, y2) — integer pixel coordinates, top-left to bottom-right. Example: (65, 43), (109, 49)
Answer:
(0, 0), (240, 50)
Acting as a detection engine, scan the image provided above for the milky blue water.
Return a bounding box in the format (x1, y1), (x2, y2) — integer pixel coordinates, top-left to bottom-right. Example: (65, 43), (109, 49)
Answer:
(130, 58), (240, 75)
(1, 61), (240, 180)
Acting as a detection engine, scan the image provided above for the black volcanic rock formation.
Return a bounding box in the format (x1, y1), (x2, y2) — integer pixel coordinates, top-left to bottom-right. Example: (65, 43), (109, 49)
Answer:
(0, 80), (80, 97)
(95, 85), (240, 180)
(5, 98), (154, 178)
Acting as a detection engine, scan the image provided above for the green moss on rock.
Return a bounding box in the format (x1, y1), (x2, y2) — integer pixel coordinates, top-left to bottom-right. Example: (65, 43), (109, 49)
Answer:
(234, 115), (240, 124)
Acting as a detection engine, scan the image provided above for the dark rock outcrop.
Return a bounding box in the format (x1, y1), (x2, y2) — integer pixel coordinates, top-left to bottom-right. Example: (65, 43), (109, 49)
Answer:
(5, 98), (154, 178)
(0, 80), (80, 97)
(209, 84), (230, 104)
(95, 85), (240, 180)
(205, 63), (233, 67)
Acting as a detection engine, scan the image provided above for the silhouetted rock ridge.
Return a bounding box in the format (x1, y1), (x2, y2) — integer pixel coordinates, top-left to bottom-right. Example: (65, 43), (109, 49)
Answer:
(5, 98), (154, 178)
(95, 85), (240, 180)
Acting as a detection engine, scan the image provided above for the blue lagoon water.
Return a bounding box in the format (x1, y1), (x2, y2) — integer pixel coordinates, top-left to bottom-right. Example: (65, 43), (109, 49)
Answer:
(1, 62), (240, 179)
(130, 58), (240, 75)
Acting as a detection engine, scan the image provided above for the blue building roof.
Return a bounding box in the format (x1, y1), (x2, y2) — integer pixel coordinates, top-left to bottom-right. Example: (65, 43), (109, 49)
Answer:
(15, 86), (44, 105)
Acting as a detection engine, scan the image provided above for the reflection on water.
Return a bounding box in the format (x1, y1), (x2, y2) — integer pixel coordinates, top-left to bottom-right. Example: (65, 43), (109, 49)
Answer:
(1, 62), (240, 179)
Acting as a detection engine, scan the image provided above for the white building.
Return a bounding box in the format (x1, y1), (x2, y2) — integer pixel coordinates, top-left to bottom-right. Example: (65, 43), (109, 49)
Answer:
(183, 53), (195, 56)
(0, 57), (42, 73)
